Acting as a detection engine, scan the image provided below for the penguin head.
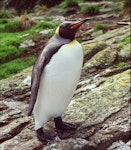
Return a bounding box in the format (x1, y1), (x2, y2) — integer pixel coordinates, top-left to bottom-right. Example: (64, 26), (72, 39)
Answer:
(56, 18), (90, 40)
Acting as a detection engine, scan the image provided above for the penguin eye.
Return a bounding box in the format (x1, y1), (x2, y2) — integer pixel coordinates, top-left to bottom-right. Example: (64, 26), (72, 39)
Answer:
(61, 23), (70, 29)
(63, 24), (67, 28)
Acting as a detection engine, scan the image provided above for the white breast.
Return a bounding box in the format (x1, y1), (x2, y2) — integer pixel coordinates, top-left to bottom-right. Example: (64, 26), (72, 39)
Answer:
(34, 40), (83, 129)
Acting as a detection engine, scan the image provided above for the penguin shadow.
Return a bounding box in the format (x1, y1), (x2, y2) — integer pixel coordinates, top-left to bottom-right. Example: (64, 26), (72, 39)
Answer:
(45, 120), (81, 140)
(55, 128), (77, 139)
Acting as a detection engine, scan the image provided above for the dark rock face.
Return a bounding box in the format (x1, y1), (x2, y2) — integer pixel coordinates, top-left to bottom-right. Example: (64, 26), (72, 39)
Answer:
(39, 0), (63, 7)
(0, 0), (63, 13)
(0, 26), (130, 150)
(1, 0), (36, 13)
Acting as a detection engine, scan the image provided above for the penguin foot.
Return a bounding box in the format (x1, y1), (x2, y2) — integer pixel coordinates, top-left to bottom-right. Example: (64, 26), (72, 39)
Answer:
(54, 117), (76, 130)
(36, 128), (57, 142)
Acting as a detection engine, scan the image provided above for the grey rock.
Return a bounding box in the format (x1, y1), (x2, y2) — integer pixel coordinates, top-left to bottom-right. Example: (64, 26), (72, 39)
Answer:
(40, 29), (53, 35)
(19, 39), (35, 48)
(92, 30), (103, 38)
(95, 26), (130, 42)
(82, 41), (107, 61)
(83, 47), (117, 71)
(107, 140), (131, 150)
(118, 44), (131, 61)
(23, 76), (31, 86)
(43, 138), (89, 150)
(0, 67), (32, 101)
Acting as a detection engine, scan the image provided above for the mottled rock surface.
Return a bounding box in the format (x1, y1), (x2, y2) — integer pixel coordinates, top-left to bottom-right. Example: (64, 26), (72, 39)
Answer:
(0, 25), (130, 150)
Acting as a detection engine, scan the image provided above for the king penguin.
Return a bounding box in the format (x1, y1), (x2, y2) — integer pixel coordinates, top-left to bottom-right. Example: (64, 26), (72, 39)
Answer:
(28, 18), (90, 141)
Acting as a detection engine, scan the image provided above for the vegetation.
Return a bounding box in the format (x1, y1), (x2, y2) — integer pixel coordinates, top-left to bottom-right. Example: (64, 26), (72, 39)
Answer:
(35, 21), (54, 29)
(0, 16), (36, 33)
(60, 0), (81, 8)
(0, 32), (27, 63)
(112, 5), (122, 11)
(20, 15), (36, 30)
(0, 57), (36, 80)
(123, 0), (130, 16)
(0, 8), (17, 18)
(104, 0), (130, 16)
(0, 19), (23, 32)
(30, 20), (60, 38)
(33, 5), (48, 15)
(119, 37), (130, 48)
(115, 62), (129, 68)
(94, 24), (107, 32)
(0, 18), (9, 24)
(0, 16), (60, 80)
(81, 4), (99, 15)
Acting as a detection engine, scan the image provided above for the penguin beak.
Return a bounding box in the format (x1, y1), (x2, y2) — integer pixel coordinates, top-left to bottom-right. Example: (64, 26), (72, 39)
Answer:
(71, 18), (90, 29)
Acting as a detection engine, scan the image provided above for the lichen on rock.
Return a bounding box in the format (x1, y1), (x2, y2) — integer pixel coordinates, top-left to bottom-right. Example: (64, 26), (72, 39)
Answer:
(0, 24), (130, 150)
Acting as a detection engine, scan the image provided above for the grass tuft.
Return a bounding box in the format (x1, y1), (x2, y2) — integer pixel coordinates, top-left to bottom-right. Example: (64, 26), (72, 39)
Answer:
(0, 18), (29, 33)
(94, 24), (107, 32)
(81, 4), (99, 16)
(115, 62), (129, 68)
(119, 37), (130, 48)
(60, 0), (82, 8)
(35, 21), (53, 29)
(0, 8), (17, 18)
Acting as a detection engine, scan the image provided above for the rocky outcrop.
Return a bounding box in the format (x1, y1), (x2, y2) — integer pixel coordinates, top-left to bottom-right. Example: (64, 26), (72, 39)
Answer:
(0, 25), (130, 150)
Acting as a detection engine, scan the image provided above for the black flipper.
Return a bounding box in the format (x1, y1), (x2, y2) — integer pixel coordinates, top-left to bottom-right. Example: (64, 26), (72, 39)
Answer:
(28, 35), (71, 116)
(27, 51), (46, 116)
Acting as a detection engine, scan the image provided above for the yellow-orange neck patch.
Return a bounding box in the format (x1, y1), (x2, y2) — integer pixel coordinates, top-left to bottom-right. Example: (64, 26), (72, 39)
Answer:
(69, 40), (78, 45)
(55, 26), (60, 36)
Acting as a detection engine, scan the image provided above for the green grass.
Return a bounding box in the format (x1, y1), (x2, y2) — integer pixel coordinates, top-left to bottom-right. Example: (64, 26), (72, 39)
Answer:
(34, 21), (60, 31)
(0, 57), (36, 80)
(22, 20), (60, 35)
(59, 0), (83, 15)
(81, 4), (99, 15)
(115, 62), (129, 68)
(119, 36), (131, 48)
(0, 33), (28, 63)
(94, 24), (107, 32)
(29, 20), (60, 38)
(60, 0), (82, 8)
(0, 18), (9, 24)
(3, 20), (23, 32)
(0, 17), (61, 80)
(0, 17), (60, 33)
(0, 18), (29, 64)
(0, 18), (27, 33)
(0, 19), (60, 64)
(0, 8), (17, 18)
(112, 5), (122, 11)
